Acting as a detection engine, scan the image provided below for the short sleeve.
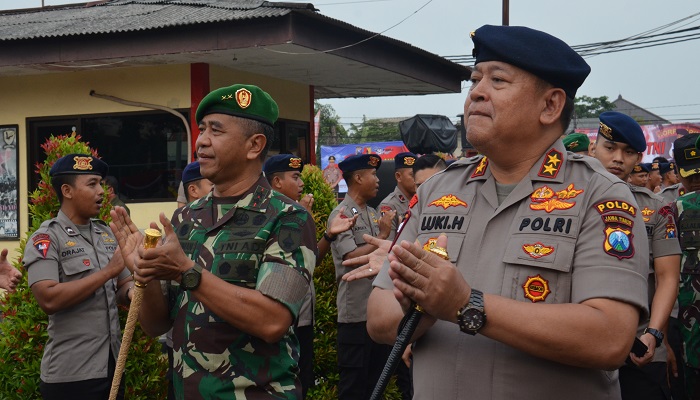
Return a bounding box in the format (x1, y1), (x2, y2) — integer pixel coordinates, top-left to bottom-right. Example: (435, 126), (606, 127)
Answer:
(24, 230), (60, 286)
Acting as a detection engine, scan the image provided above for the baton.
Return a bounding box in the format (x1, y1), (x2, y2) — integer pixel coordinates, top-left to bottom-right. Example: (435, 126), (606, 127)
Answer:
(369, 210), (417, 400)
(109, 228), (161, 400)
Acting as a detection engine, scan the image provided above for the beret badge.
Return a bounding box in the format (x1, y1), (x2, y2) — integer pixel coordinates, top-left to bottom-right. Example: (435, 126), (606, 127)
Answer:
(73, 156), (93, 171)
(599, 122), (613, 140)
(404, 156), (416, 166)
(235, 88), (252, 109)
(566, 141), (578, 150)
(633, 165), (642, 173)
(289, 158), (303, 169)
(368, 156), (380, 167)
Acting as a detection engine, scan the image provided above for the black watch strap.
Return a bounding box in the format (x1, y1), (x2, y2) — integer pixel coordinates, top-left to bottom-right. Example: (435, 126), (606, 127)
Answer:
(643, 327), (664, 348)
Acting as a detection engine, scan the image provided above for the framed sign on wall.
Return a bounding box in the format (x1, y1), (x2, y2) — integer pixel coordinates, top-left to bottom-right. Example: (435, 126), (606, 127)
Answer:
(0, 125), (19, 239)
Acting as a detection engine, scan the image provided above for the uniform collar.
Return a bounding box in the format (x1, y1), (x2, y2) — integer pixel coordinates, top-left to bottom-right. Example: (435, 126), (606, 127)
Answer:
(192, 175), (272, 212)
(56, 210), (102, 236)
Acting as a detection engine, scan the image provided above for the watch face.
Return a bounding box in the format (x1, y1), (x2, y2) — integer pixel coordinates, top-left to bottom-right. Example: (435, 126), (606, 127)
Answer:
(183, 271), (199, 289)
(463, 309), (484, 330)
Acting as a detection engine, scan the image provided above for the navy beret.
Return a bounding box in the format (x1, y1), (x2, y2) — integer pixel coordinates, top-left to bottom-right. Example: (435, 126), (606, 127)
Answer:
(659, 162), (673, 175)
(394, 152), (417, 170)
(631, 163), (650, 174)
(471, 25), (590, 99)
(675, 134), (700, 178)
(647, 162), (660, 172)
(182, 161), (204, 185)
(338, 154), (382, 173)
(50, 154), (108, 178)
(263, 154), (304, 175)
(597, 111), (646, 153)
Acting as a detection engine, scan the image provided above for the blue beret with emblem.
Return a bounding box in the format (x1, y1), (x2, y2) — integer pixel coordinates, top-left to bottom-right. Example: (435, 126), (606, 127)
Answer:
(394, 152), (417, 170)
(674, 133), (700, 178)
(195, 83), (279, 127)
(659, 162), (673, 175)
(339, 154), (382, 173)
(49, 153), (108, 178)
(597, 111), (646, 153)
(631, 163), (650, 174)
(263, 154), (304, 175)
(182, 161), (204, 185)
(470, 25), (590, 99)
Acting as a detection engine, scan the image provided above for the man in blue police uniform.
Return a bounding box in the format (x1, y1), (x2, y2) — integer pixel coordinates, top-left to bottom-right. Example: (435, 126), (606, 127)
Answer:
(368, 25), (649, 400)
(589, 111), (681, 399)
(23, 154), (132, 400)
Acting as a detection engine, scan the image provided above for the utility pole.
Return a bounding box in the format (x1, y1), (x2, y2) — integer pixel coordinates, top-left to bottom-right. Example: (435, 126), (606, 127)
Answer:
(502, 0), (509, 26)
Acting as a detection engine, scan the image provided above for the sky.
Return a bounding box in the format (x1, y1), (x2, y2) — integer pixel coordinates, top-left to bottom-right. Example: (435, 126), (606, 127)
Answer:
(5, 0), (700, 127)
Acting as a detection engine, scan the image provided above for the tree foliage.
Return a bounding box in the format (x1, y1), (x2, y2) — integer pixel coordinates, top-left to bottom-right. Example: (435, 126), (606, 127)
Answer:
(349, 116), (401, 142)
(574, 95), (615, 118)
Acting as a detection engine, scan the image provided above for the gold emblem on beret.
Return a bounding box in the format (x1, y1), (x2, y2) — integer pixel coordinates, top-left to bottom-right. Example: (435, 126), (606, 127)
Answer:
(235, 88), (252, 109)
(404, 156), (415, 166)
(368, 156), (380, 167)
(598, 122), (613, 140)
(651, 162), (659, 170)
(289, 158), (302, 169)
(73, 156), (93, 171)
(566, 140), (578, 150)
(633, 165), (642, 173)
(469, 31), (475, 38)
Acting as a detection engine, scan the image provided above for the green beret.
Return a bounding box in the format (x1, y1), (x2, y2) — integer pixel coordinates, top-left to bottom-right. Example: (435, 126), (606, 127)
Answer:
(562, 133), (590, 153)
(195, 84), (279, 127)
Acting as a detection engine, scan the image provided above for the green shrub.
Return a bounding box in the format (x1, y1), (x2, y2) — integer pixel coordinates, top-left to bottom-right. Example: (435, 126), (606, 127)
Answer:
(302, 165), (400, 399)
(0, 133), (167, 399)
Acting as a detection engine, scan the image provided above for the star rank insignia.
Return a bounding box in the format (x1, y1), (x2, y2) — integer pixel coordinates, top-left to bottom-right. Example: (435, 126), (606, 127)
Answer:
(537, 149), (562, 178)
(470, 157), (488, 178)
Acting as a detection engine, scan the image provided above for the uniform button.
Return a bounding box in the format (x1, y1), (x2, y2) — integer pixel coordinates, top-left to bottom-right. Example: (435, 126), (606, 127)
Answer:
(573, 154), (583, 159)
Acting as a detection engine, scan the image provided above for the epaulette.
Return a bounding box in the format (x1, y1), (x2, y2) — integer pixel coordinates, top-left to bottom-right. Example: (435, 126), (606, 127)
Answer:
(446, 155), (483, 171)
(567, 153), (621, 185)
(629, 184), (664, 202)
(91, 218), (109, 227)
(661, 183), (681, 193)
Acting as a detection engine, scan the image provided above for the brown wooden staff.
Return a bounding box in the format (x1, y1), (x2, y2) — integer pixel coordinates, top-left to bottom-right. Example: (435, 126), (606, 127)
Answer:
(109, 228), (161, 400)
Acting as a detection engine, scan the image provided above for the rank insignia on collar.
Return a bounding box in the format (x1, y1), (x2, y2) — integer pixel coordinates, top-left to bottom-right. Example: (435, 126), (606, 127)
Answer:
(398, 194), (405, 202)
(351, 207), (359, 215)
(604, 223), (635, 260)
(537, 149), (563, 178)
(65, 227), (76, 235)
(529, 184), (583, 213)
(471, 157), (488, 178)
(523, 274), (551, 302)
(641, 207), (655, 222)
(235, 88), (252, 109)
(428, 194), (468, 209)
(522, 242), (554, 259)
(409, 194), (418, 209)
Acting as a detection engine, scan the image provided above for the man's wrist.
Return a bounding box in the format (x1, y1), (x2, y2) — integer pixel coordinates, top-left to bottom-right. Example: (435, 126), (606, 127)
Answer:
(323, 231), (337, 242)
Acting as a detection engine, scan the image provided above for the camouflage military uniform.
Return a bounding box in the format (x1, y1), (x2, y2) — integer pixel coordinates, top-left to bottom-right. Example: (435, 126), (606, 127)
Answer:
(673, 192), (700, 398)
(168, 175), (317, 399)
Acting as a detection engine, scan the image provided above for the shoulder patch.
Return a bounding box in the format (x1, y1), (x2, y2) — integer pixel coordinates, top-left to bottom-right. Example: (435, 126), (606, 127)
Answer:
(32, 233), (51, 258)
(537, 149), (562, 179)
(595, 200), (637, 217)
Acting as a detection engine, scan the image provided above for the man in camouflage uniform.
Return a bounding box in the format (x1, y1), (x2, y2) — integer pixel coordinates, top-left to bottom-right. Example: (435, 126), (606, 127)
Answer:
(111, 84), (317, 400)
(589, 111), (681, 399)
(671, 134), (700, 399)
(378, 152), (416, 241)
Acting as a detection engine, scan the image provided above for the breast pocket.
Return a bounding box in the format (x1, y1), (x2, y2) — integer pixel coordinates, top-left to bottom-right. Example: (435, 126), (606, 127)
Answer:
(502, 235), (575, 304)
(60, 254), (94, 281)
(416, 213), (470, 263)
(212, 238), (266, 288)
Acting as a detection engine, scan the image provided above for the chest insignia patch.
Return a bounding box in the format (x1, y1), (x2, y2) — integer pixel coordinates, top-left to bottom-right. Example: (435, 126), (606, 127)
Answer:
(428, 194), (468, 209)
(380, 205), (392, 215)
(409, 194), (418, 209)
(423, 237), (438, 251)
(523, 274), (551, 302)
(537, 149), (562, 178)
(522, 242), (555, 259)
(529, 184), (583, 213)
(470, 157), (488, 178)
(398, 194), (405, 202)
(65, 240), (76, 247)
(83, 259), (90, 267)
(33, 234), (51, 258)
(641, 207), (655, 222)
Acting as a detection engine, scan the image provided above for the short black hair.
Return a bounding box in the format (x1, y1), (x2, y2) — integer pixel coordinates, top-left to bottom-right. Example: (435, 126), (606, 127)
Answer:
(413, 154), (447, 175)
(264, 171), (284, 185)
(237, 117), (275, 161)
(51, 174), (79, 204)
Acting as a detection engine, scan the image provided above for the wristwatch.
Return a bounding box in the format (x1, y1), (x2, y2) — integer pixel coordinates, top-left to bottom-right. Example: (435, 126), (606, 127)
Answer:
(643, 327), (664, 348)
(181, 264), (203, 291)
(457, 289), (486, 335)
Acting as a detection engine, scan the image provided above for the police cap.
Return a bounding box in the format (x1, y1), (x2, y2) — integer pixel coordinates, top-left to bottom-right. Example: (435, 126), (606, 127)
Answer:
(49, 154), (108, 178)
(339, 154), (382, 173)
(597, 112), (646, 153)
(263, 154), (304, 175)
